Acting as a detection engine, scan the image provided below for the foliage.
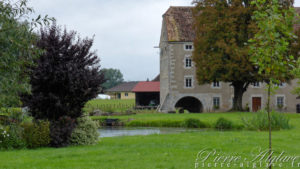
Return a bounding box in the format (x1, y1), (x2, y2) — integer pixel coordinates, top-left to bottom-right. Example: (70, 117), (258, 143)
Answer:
(192, 0), (260, 111)
(0, 108), (32, 125)
(0, 124), (26, 150)
(249, 0), (297, 84)
(182, 118), (207, 128)
(50, 116), (76, 147)
(70, 116), (99, 145)
(242, 110), (291, 131)
(292, 56), (300, 95)
(100, 68), (124, 91)
(249, 2), (296, 167)
(0, 0), (53, 107)
(214, 117), (233, 130)
(22, 121), (50, 148)
(22, 24), (105, 121)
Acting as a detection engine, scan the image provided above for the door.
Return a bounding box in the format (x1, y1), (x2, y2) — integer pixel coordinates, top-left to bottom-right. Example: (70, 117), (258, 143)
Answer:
(252, 97), (261, 112)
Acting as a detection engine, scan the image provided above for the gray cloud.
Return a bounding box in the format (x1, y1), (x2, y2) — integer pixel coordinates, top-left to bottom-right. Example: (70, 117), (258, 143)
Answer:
(28, 0), (300, 81)
(29, 0), (192, 81)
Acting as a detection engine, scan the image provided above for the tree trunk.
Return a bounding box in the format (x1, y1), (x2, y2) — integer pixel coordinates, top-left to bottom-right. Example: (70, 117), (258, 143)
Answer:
(232, 82), (249, 111)
(267, 83), (272, 169)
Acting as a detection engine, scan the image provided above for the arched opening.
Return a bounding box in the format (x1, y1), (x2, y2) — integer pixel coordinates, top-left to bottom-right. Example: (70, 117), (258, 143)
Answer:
(175, 96), (203, 113)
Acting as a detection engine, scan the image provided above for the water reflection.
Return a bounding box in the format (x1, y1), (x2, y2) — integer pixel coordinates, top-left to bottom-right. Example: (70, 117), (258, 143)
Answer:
(98, 127), (204, 138)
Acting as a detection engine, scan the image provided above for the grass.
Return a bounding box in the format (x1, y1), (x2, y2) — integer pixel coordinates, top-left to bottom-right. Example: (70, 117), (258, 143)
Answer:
(0, 117), (300, 168)
(92, 112), (256, 128)
(1, 101), (300, 169)
(84, 99), (135, 113)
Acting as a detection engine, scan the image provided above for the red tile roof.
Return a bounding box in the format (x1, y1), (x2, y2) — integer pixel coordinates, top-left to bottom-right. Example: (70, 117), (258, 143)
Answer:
(132, 81), (160, 92)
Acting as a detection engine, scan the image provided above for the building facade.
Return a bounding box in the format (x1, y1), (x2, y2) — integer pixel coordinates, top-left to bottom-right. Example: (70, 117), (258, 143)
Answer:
(105, 82), (138, 100)
(158, 6), (300, 113)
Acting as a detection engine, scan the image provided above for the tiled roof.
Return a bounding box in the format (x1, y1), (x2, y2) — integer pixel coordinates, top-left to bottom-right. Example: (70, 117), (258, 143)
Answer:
(132, 82), (160, 92)
(164, 6), (300, 42)
(163, 6), (195, 42)
(106, 82), (138, 92)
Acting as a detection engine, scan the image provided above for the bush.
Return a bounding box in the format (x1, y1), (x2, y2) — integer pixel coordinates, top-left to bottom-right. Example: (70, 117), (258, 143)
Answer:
(242, 110), (291, 131)
(21, 24), (105, 121)
(50, 116), (76, 147)
(214, 118), (233, 130)
(22, 121), (50, 148)
(182, 118), (207, 128)
(0, 124), (26, 150)
(70, 116), (99, 145)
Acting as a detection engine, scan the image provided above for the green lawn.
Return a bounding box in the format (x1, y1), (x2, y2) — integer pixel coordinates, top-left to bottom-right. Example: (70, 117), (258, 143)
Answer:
(0, 113), (300, 169)
(92, 112), (300, 128)
(84, 99), (135, 113)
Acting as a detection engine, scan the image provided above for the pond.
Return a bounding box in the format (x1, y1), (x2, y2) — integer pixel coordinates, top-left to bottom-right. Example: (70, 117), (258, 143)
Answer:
(98, 127), (205, 138)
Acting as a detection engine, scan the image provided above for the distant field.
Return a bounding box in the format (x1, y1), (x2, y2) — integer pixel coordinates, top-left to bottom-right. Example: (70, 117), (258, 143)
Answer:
(84, 99), (135, 113)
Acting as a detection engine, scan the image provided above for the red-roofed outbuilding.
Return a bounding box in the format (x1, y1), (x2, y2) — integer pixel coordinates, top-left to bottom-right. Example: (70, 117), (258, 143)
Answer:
(132, 81), (160, 108)
(132, 81), (160, 92)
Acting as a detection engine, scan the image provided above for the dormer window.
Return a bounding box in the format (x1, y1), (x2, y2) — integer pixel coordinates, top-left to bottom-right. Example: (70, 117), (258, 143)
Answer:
(184, 44), (193, 51)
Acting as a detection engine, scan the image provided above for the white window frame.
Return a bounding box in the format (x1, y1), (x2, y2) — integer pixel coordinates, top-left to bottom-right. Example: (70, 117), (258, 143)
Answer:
(251, 82), (261, 88)
(275, 95), (285, 107)
(230, 95), (234, 109)
(125, 93), (129, 97)
(211, 81), (221, 89)
(183, 55), (192, 69)
(275, 82), (286, 88)
(184, 76), (194, 89)
(183, 43), (193, 51)
(213, 97), (220, 108)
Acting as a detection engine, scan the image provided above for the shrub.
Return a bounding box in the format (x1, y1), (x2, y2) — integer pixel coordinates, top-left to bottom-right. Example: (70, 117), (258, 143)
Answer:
(0, 115), (8, 125)
(214, 118), (233, 130)
(242, 110), (291, 131)
(50, 116), (76, 147)
(22, 121), (50, 148)
(70, 116), (99, 145)
(21, 24), (105, 121)
(0, 109), (26, 125)
(182, 118), (207, 128)
(0, 124), (26, 150)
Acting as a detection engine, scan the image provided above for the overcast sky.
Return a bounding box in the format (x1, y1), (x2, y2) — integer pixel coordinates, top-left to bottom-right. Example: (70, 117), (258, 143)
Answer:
(29, 0), (300, 81)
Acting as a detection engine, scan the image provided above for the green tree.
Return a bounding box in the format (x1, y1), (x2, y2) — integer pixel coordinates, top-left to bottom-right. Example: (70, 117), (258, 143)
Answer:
(291, 29), (300, 95)
(0, 0), (52, 107)
(100, 68), (124, 90)
(192, 0), (261, 111)
(249, 0), (297, 168)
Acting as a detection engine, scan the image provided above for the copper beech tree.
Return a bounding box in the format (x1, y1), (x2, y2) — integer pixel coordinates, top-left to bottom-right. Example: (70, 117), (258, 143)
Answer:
(22, 24), (104, 121)
(192, 0), (295, 111)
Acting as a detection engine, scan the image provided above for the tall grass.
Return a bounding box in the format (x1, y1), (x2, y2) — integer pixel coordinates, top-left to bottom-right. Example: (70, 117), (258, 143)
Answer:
(242, 110), (291, 131)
